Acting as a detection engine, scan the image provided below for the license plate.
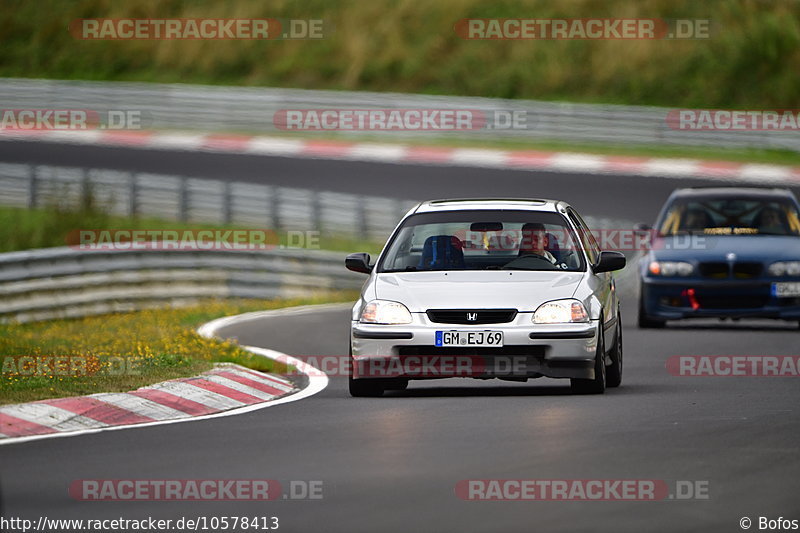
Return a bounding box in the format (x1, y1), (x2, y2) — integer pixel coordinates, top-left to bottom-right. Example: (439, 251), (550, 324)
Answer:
(772, 282), (800, 298)
(435, 331), (504, 347)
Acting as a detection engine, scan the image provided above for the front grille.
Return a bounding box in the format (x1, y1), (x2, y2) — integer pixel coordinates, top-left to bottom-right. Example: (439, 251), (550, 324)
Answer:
(699, 261), (764, 279)
(699, 262), (728, 278)
(733, 262), (762, 279)
(426, 309), (517, 325)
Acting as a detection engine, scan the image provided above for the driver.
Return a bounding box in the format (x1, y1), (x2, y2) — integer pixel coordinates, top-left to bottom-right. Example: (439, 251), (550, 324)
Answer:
(683, 208), (710, 232)
(519, 223), (558, 264)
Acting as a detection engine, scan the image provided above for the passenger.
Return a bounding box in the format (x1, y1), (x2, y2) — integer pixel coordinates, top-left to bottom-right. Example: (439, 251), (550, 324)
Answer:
(757, 207), (786, 234)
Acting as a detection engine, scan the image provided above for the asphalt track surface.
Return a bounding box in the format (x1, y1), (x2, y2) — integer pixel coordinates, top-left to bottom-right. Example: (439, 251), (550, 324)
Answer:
(1, 140), (800, 532)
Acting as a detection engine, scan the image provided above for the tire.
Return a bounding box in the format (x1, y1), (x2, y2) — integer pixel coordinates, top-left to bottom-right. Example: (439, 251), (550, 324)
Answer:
(348, 376), (385, 397)
(384, 378), (409, 391)
(348, 344), (385, 397)
(638, 289), (666, 329)
(606, 313), (623, 388)
(571, 324), (606, 394)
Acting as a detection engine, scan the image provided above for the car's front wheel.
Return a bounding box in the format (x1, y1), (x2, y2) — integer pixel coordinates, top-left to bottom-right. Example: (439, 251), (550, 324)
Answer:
(638, 289), (666, 329)
(606, 313), (623, 388)
(348, 375), (385, 397)
(348, 345), (386, 397)
(571, 325), (606, 394)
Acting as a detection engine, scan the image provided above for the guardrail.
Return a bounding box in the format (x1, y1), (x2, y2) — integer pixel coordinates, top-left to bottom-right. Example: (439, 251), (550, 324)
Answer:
(0, 162), (416, 242)
(1, 78), (795, 152)
(0, 161), (636, 323)
(0, 247), (365, 323)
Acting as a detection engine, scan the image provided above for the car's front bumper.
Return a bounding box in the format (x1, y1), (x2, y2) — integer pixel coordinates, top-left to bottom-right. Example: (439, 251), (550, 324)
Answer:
(641, 277), (800, 320)
(350, 314), (600, 381)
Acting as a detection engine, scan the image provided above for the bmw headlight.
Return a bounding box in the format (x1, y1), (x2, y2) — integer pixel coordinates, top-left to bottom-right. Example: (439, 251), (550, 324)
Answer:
(533, 299), (590, 324)
(648, 261), (694, 276)
(768, 261), (800, 277)
(360, 300), (412, 324)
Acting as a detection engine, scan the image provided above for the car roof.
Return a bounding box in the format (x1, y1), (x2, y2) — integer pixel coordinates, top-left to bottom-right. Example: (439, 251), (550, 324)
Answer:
(668, 187), (796, 201)
(413, 198), (566, 214)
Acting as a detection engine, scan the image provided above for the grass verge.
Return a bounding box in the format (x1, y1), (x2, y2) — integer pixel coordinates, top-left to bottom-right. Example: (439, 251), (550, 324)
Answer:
(0, 204), (384, 255)
(0, 293), (358, 405)
(2, 0), (798, 108)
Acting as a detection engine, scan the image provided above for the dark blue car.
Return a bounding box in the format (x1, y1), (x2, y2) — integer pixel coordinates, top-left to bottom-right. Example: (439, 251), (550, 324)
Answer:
(638, 187), (800, 328)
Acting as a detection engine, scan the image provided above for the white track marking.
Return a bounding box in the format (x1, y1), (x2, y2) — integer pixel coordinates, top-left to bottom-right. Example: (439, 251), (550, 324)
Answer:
(0, 403), (107, 431)
(91, 393), (193, 420)
(1, 304), (333, 446)
(145, 381), (245, 410)
(202, 374), (283, 400)
(346, 143), (407, 161)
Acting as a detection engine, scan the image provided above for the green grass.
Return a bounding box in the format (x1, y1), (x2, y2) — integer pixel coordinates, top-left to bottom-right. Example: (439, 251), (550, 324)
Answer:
(0, 294), (358, 405)
(0, 204), (384, 255)
(1, 0), (798, 108)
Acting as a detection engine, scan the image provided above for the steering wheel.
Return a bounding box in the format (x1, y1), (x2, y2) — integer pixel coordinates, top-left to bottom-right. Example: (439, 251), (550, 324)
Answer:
(503, 253), (557, 270)
(518, 252), (551, 262)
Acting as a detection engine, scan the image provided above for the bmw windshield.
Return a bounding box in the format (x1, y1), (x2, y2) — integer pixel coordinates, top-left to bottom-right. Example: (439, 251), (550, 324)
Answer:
(657, 196), (800, 237)
(377, 210), (586, 273)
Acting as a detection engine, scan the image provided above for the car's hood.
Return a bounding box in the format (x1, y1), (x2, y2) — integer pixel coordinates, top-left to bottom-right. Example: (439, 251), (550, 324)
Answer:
(650, 235), (800, 262)
(372, 271), (584, 312)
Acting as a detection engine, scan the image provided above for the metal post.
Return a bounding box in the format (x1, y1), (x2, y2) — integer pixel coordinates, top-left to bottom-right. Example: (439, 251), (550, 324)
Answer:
(179, 176), (189, 222)
(311, 190), (322, 234)
(28, 165), (37, 209)
(223, 181), (233, 225)
(269, 186), (281, 231)
(129, 172), (138, 217)
(357, 196), (369, 241)
(81, 168), (91, 211)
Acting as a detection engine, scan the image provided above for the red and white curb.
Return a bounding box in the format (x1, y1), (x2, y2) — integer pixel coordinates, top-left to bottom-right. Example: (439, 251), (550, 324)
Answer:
(0, 304), (336, 445)
(1, 129), (799, 185)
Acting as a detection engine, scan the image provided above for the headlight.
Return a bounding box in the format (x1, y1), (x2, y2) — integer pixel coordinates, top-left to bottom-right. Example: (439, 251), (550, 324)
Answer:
(533, 299), (589, 324)
(648, 261), (694, 276)
(360, 300), (412, 324)
(768, 261), (800, 277)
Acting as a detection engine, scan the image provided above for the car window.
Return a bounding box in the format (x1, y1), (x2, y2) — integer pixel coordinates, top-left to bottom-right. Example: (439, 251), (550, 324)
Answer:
(377, 209), (586, 272)
(658, 197), (800, 236)
(567, 209), (599, 265)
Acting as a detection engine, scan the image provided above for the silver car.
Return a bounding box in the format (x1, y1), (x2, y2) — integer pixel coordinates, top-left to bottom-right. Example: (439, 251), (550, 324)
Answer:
(345, 198), (626, 396)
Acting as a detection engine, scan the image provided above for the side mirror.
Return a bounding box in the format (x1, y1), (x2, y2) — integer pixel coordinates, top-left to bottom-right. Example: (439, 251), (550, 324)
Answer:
(593, 251), (626, 273)
(345, 253), (372, 274)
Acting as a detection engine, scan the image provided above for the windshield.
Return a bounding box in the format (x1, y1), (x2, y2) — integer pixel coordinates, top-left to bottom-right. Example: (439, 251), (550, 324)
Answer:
(377, 210), (586, 273)
(658, 196), (800, 236)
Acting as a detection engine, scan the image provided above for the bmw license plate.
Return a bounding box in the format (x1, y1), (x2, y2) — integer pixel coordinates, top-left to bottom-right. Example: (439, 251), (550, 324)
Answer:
(772, 282), (800, 298)
(435, 331), (503, 347)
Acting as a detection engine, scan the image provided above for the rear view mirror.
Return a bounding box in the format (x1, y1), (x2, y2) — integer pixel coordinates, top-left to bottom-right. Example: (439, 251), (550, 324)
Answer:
(345, 253), (372, 274)
(470, 222), (503, 232)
